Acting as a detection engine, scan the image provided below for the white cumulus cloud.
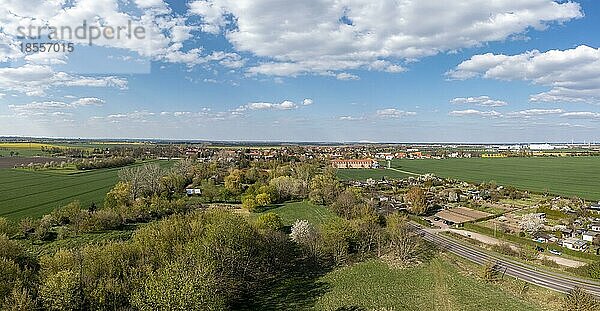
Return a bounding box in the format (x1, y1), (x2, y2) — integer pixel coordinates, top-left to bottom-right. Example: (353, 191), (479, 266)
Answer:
(448, 45), (600, 104)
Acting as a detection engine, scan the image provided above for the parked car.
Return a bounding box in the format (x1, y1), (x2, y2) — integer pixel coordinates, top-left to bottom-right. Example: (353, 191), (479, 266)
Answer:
(549, 249), (562, 256)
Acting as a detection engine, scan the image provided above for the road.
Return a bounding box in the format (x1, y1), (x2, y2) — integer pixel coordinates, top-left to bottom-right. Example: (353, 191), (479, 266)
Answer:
(415, 226), (600, 297)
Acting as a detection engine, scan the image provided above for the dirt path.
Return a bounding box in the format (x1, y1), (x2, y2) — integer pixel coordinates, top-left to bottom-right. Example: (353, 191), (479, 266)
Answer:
(385, 167), (420, 176)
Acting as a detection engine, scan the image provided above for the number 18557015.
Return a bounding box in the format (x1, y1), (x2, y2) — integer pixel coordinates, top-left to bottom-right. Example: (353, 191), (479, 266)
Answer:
(21, 42), (75, 53)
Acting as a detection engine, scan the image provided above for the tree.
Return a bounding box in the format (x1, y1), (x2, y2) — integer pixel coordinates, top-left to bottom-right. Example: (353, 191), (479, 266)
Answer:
(255, 193), (272, 207)
(242, 196), (258, 211)
(404, 187), (428, 215)
(309, 173), (341, 205)
(224, 169), (244, 194)
(563, 287), (599, 311)
(519, 213), (545, 234)
(290, 219), (317, 244)
(104, 182), (132, 209)
(133, 261), (224, 311)
(200, 179), (220, 203)
(255, 213), (284, 231)
(331, 189), (361, 219)
(269, 176), (303, 202)
(385, 214), (422, 264)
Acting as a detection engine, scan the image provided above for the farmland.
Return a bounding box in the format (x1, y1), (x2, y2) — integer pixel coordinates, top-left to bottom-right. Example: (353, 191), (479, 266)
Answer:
(336, 168), (412, 181)
(392, 157), (600, 200)
(0, 168), (120, 220)
(0, 160), (173, 220)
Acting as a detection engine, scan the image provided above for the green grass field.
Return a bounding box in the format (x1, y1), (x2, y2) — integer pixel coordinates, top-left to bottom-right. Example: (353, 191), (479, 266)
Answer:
(0, 160), (174, 220)
(314, 257), (550, 311)
(336, 168), (412, 181)
(392, 157), (600, 200)
(256, 201), (340, 227)
(0, 168), (120, 220)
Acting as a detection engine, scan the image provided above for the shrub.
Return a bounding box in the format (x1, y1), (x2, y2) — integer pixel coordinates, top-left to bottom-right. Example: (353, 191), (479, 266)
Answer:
(0, 259), (20, 302)
(87, 209), (122, 231)
(255, 213), (284, 231)
(480, 261), (500, 283)
(39, 270), (83, 311)
(132, 261), (224, 311)
(0, 217), (15, 237)
(563, 287), (599, 311)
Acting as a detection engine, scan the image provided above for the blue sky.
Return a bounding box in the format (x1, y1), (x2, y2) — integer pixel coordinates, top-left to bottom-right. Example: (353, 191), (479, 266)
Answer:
(1, 0), (599, 142)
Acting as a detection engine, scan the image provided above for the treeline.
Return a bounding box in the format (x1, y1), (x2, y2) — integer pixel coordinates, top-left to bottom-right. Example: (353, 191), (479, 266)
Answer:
(75, 157), (136, 170)
(0, 207), (432, 310)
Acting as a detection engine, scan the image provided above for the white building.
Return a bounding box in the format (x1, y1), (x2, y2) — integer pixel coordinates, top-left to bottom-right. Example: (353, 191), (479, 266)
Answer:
(562, 238), (588, 251)
(528, 143), (556, 150)
(582, 231), (599, 242)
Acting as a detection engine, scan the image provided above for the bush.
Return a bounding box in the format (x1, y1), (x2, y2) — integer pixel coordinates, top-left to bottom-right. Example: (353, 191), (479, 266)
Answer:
(132, 261), (225, 310)
(255, 213), (284, 231)
(569, 261), (600, 279)
(0, 218), (15, 237)
(563, 287), (599, 311)
(480, 261), (500, 283)
(87, 209), (122, 231)
(39, 270), (83, 311)
(0, 259), (20, 302)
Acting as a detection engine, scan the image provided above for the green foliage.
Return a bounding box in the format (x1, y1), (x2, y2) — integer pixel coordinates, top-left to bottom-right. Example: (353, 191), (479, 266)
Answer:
(0, 217), (16, 237)
(404, 187), (429, 215)
(255, 212), (284, 231)
(133, 261), (225, 311)
(480, 261), (500, 283)
(563, 287), (599, 311)
(569, 261), (600, 280)
(309, 172), (342, 205)
(103, 182), (132, 209)
(319, 219), (354, 266)
(384, 214), (423, 264)
(39, 270), (82, 311)
(0, 258), (21, 301)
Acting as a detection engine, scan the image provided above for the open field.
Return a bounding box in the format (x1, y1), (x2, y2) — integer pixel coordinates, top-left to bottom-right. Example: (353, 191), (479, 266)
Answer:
(0, 160), (173, 220)
(336, 168), (412, 181)
(313, 256), (556, 311)
(0, 168), (120, 220)
(392, 157), (600, 200)
(0, 157), (66, 169)
(256, 201), (340, 227)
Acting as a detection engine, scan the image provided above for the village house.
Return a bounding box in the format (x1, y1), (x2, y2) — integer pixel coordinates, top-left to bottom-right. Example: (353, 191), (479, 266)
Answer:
(582, 231), (599, 243)
(331, 158), (379, 169)
(590, 222), (600, 232)
(562, 237), (588, 251)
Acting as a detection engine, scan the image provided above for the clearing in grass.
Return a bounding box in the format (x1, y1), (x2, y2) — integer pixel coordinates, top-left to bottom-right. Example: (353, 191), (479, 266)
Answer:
(255, 201), (339, 227)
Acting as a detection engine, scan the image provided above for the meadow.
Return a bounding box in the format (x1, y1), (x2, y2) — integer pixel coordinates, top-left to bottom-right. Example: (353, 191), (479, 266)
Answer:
(392, 157), (600, 200)
(313, 257), (556, 311)
(336, 168), (412, 181)
(255, 201), (339, 227)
